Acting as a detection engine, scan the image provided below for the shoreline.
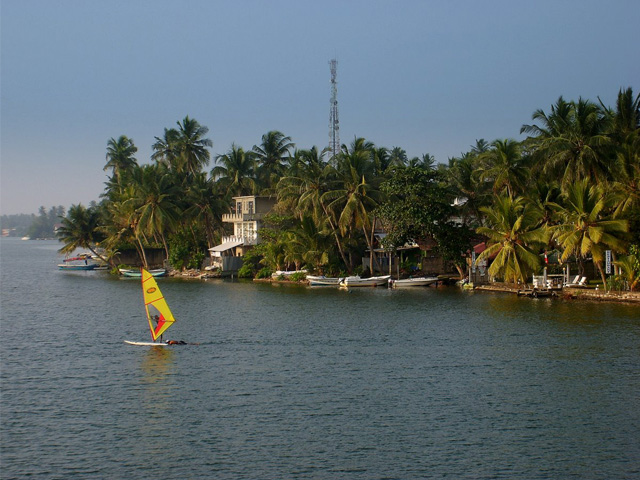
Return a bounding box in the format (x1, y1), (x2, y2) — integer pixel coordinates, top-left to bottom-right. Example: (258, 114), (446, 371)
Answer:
(475, 284), (640, 304)
(168, 268), (640, 304)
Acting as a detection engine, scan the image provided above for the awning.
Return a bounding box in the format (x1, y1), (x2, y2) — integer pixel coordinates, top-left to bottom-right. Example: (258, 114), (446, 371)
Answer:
(209, 239), (244, 254)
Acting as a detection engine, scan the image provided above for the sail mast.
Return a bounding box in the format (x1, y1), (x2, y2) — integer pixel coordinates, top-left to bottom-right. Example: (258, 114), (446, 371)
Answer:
(141, 268), (175, 341)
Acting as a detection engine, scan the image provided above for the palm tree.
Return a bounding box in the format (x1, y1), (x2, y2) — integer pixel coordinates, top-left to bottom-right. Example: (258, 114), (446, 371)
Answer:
(408, 153), (436, 171)
(184, 173), (226, 249)
(477, 139), (528, 198)
(521, 97), (612, 189)
(212, 144), (257, 196)
(323, 143), (383, 273)
(57, 204), (109, 264)
(151, 117), (212, 176)
(388, 147), (408, 167)
(476, 195), (548, 284)
(600, 87), (640, 140)
(174, 116), (213, 176)
(131, 165), (181, 262)
(614, 254), (640, 291)
(100, 185), (146, 266)
(445, 152), (490, 226)
(283, 215), (333, 272)
(104, 136), (138, 184)
(550, 179), (629, 287)
(151, 127), (180, 170)
(610, 135), (640, 218)
(252, 131), (294, 191)
(278, 146), (329, 220)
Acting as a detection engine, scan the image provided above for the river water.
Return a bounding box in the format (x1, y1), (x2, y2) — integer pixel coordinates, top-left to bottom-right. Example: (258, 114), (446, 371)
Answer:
(1, 238), (638, 479)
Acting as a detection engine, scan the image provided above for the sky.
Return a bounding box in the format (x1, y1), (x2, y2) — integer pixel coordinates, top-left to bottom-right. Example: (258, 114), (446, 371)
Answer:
(1, 0), (638, 215)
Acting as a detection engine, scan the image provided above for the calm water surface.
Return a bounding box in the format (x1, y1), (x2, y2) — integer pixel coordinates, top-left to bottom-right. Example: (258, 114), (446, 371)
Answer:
(1, 239), (639, 479)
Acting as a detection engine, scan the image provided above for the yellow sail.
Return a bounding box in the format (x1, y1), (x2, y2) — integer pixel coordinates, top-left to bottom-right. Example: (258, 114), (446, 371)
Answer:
(141, 268), (175, 341)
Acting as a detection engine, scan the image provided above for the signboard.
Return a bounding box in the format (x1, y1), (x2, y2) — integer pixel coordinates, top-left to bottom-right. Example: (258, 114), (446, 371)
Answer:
(605, 250), (612, 274)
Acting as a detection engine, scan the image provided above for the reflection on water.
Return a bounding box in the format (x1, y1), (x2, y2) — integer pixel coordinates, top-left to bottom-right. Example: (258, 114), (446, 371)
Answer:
(1, 239), (639, 479)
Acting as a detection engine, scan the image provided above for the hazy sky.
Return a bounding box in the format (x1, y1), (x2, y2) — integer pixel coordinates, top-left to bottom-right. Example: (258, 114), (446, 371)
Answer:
(1, 0), (638, 215)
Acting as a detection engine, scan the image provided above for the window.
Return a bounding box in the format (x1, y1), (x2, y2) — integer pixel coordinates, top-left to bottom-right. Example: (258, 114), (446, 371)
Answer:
(236, 202), (242, 214)
(248, 201), (254, 214)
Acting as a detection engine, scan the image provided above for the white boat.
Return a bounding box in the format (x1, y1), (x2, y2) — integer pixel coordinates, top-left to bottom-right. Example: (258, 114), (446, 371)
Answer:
(389, 276), (438, 288)
(307, 275), (341, 286)
(339, 275), (390, 287)
(119, 268), (166, 278)
(271, 269), (307, 278)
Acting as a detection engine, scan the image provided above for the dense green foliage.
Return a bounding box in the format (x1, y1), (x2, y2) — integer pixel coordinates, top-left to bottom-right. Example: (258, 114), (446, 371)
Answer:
(55, 88), (639, 288)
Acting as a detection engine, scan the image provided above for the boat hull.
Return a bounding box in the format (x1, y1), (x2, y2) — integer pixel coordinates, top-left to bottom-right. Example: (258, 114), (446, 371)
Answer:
(120, 269), (166, 278)
(124, 340), (168, 346)
(58, 264), (98, 270)
(307, 275), (341, 286)
(339, 275), (390, 287)
(390, 277), (438, 288)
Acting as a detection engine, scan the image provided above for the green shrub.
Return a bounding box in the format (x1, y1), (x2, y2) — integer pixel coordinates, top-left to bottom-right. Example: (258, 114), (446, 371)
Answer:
(256, 267), (272, 279)
(290, 272), (307, 282)
(607, 274), (628, 292)
(237, 263), (255, 278)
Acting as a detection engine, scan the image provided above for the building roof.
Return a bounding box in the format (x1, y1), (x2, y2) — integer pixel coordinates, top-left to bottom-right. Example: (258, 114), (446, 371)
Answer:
(209, 239), (244, 253)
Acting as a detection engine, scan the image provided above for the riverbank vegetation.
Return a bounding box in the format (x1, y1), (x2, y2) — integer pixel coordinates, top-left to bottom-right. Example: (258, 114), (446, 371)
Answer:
(55, 88), (640, 290)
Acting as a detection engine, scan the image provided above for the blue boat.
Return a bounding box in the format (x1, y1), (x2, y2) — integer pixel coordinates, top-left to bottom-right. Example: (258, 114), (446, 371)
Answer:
(58, 254), (99, 270)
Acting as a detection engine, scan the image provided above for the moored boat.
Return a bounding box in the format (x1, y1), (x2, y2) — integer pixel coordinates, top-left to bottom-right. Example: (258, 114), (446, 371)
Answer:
(271, 269), (307, 278)
(120, 268), (167, 278)
(339, 275), (390, 287)
(58, 263), (98, 270)
(58, 254), (99, 270)
(306, 275), (342, 286)
(389, 276), (438, 288)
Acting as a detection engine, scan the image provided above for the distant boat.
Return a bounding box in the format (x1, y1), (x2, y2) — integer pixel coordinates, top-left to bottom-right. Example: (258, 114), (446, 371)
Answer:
(307, 275), (342, 286)
(120, 268), (166, 278)
(339, 275), (390, 287)
(389, 277), (438, 288)
(125, 268), (176, 346)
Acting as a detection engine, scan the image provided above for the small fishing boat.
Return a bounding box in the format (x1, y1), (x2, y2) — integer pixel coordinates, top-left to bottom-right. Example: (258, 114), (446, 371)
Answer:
(271, 269), (307, 278)
(339, 275), (390, 287)
(58, 263), (98, 271)
(119, 268), (166, 278)
(307, 275), (342, 286)
(58, 254), (99, 270)
(389, 276), (438, 288)
(125, 268), (176, 346)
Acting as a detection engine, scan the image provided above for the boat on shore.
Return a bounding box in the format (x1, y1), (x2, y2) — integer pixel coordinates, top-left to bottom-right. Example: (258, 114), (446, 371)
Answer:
(271, 269), (307, 278)
(339, 275), (390, 287)
(120, 268), (167, 278)
(307, 275), (342, 286)
(389, 276), (439, 288)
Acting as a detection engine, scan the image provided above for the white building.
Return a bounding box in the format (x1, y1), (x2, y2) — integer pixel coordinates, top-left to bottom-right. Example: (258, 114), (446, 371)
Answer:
(208, 195), (276, 274)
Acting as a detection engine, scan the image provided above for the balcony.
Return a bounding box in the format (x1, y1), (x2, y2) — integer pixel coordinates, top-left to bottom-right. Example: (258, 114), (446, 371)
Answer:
(222, 213), (243, 223)
(222, 212), (266, 223)
(222, 235), (257, 246)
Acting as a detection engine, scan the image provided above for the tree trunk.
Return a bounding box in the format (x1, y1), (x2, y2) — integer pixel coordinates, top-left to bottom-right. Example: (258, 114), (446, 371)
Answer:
(322, 204), (350, 272)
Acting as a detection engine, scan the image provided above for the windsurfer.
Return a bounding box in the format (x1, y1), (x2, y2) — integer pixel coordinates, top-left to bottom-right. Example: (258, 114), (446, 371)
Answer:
(166, 340), (187, 345)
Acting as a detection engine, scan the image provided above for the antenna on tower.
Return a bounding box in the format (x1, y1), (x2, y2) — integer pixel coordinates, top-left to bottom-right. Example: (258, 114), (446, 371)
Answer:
(329, 59), (340, 160)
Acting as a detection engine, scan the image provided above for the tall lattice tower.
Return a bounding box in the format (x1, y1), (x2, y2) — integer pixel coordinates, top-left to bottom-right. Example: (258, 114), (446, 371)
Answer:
(328, 59), (340, 160)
